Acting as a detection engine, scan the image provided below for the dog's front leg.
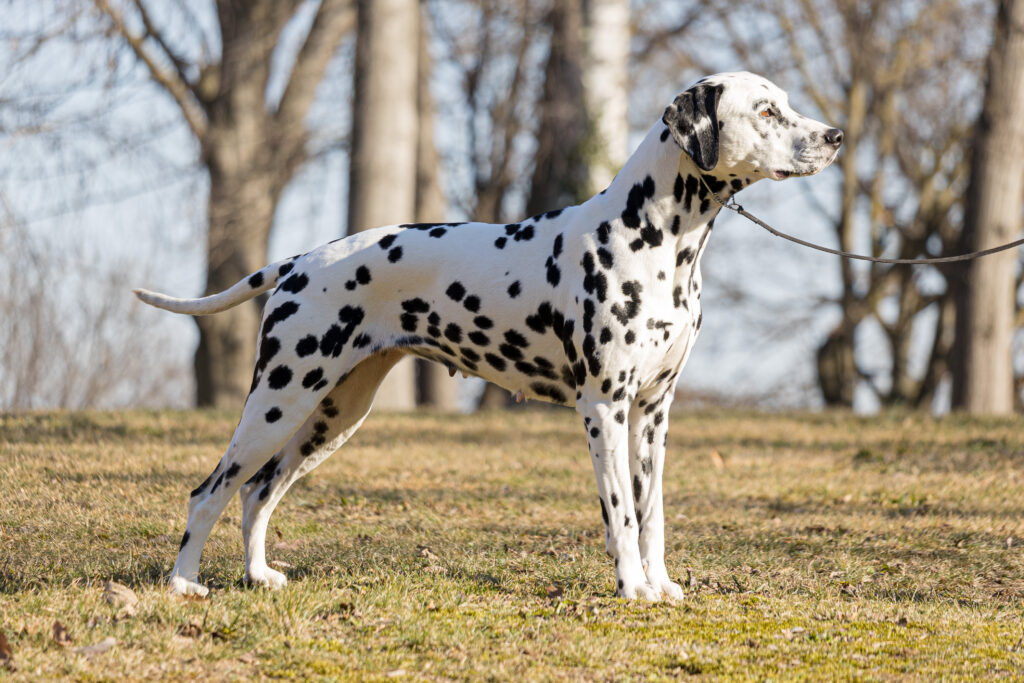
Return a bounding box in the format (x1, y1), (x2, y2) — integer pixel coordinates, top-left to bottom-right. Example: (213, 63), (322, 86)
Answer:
(628, 392), (684, 600)
(579, 399), (660, 600)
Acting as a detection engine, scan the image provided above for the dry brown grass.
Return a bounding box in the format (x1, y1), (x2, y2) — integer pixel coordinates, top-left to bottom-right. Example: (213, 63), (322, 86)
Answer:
(1, 408), (1024, 680)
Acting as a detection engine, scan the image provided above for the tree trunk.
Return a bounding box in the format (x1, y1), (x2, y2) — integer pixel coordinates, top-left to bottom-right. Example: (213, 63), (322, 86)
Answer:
(478, 0), (590, 411)
(348, 0), (420, 410)
(583, 0), (629, 194)
(194, 154), (279, 407)
(93, 0), (353, 408)
(815, 73), (868, 408)
(413, 8), (459, 411)
(525, 0), (590, 217)
(951, 0), (1024, 414)
(193, 1), (285, 409)
(816, 326), (857, 407)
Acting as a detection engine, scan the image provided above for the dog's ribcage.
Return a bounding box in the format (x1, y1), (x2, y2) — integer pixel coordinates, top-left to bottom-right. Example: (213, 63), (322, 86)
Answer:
(266, 191), (709, 408)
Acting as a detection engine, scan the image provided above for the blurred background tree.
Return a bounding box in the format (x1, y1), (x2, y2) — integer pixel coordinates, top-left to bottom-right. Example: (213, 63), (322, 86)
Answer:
(951, 0), (1024, 414)
(94, 0), (354, 409)
(1, 0), (1022, 416)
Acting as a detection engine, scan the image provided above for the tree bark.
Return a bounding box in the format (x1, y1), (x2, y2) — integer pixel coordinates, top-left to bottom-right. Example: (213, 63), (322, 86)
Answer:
(413, 8), (459, 411)
(814, 69), (867, 408)
(478, 0), (590, 410)
(816, 327), (857, 406)
(194, 1), (352, 408)
(583, 0), (630, 194)
(525, 0), (590, 217)
(96, 0), (353, 408)
(194, 149), (280, 407)
(951, 0), (1024, 414)
(348, 0), (420, 410)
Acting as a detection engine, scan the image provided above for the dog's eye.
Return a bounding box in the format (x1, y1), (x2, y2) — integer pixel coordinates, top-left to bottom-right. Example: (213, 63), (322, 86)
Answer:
(759, 108), (773, 118)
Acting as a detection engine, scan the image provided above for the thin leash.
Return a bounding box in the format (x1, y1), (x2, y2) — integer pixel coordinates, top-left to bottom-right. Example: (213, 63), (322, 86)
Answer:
(698, 175), (1024, 265)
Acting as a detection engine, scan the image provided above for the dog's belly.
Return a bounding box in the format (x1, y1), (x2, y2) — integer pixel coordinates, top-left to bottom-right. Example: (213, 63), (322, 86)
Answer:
(407, 330), (575, 405)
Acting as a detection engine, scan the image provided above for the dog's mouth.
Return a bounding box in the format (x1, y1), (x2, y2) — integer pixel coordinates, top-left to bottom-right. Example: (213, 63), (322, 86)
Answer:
(773, 148), (841, 180)
(771, 169), (811, 180)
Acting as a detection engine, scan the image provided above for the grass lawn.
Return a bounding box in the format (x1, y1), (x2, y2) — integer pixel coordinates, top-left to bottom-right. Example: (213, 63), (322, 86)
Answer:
(1, 408), (1024, 680)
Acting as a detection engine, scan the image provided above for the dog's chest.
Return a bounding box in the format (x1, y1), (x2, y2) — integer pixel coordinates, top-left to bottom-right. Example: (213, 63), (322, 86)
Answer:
(634, 263), (702, 375)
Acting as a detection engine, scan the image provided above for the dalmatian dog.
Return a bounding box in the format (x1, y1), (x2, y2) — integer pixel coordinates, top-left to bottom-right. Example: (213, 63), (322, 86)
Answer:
(136, 72), (842, 600)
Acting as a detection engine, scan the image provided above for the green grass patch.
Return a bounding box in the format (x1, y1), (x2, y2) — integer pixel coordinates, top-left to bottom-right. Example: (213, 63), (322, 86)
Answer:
(1, 409), (1024, 679)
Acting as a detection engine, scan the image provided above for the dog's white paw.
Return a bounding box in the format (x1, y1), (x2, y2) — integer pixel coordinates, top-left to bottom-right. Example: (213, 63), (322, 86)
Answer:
(645, 566), (685, 601)
(616, 577), (661, 601)
(169, 575), (209, 597)
(245, 565), (288, 589)
(656, 579), (685, 601)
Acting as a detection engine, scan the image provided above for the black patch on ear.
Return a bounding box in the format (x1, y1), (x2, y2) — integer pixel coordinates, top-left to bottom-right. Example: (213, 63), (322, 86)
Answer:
(662, 83), (723, 171)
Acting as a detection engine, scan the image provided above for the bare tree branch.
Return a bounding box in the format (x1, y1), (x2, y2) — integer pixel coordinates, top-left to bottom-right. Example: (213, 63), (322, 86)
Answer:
(131, 0), (194, 91)
(274, 0), (355, 169)
(92, 0), (208, 139)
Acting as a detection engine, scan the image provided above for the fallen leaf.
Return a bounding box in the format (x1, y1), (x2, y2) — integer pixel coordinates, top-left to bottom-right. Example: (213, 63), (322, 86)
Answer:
(176, 623), (203, 638)
(0, 629), (13, 665)
(238, 651), (257, 664)
(710, 449), (727, 470)
(545, 583), (564, 600)
(104, 581), (138, 618)
(211, 628), (234, 642)
(52, 621), (72, 648)
(103, 581), (138, 608)
(73, 637), (116, 657)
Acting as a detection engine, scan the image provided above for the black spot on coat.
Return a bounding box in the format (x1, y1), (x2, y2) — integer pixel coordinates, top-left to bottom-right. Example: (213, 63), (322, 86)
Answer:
(268, 365), (293, 389)
(262, 301), (300, 337)
(446, 282), (466, 301)
(280, 272), (309, 294)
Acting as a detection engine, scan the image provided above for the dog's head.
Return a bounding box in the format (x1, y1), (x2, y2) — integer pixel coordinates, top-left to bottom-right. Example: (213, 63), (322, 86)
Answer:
(663, 72), (842, 180)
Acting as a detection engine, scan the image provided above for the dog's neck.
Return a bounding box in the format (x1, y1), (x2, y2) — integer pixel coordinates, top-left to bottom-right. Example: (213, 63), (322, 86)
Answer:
(590, 123), (755, 267)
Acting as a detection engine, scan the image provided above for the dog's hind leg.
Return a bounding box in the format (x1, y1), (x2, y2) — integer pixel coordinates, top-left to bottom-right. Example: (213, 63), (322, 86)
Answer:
(237, 351), (403, 589)
(169, 371), (347, 596)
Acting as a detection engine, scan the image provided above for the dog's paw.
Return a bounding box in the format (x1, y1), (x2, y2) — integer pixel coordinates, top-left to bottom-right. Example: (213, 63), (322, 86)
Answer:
(169, 575), (209, 597)
(656, 579), (685, 601)
(245, 565), (288, 589)
(644, 565), (685, 601)
(616, 578), (661, 601)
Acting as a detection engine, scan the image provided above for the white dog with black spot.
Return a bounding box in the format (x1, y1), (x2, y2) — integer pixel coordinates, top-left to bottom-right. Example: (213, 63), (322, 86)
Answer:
(136, 72), (842, 600)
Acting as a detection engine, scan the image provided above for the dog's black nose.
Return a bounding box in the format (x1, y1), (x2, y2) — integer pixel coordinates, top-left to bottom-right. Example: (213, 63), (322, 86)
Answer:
(825, 128), (844, 146)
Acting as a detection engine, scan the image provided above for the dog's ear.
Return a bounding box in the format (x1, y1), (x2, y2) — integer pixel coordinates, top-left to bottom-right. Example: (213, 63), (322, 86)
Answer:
(662, 83), (723, 172)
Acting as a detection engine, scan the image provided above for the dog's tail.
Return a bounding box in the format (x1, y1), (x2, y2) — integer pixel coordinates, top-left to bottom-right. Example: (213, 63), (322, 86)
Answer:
(134, 258), (296, 315)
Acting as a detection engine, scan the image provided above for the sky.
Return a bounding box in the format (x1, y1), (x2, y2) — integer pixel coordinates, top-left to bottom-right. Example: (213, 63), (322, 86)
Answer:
(0, 0), (980, 412)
